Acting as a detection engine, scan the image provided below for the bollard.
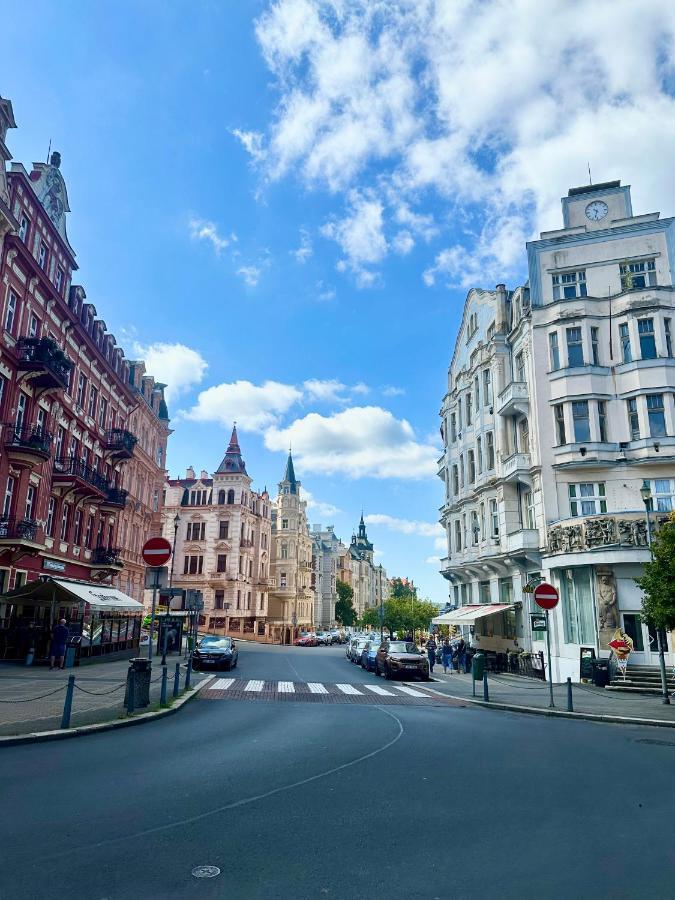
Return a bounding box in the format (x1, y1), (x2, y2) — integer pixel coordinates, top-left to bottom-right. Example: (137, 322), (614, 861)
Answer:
(127, 669), (136, 714)
(483, 668), (489, 702)
(160, 665), (168, 706)
(61, 675), (75, 729)
(567, 676), (574, 712)
(185, 656), (192, 691)
(173, 662), (181, 698)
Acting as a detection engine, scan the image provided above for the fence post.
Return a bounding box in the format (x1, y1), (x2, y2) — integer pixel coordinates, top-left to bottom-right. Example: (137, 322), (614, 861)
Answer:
(61, 675), (75, 729)
(127, 669), (136, 714)
(567, 676), (573, 712)
(185, 656), (192, 691)
(160, 665), (168, 706)
(483, 668), (489, 702)
(173, 662), (181, 698)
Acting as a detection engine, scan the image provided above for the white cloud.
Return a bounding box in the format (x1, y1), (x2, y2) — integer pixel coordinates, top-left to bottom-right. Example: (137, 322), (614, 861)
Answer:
(131, 342), (208, 403)
(292, 227), (313, 263)
(364, 514), (444, 540)
(183, 380), (303, 432)
(250, 0), (675, 286)
(382, 385), (405, 397)
(351, 382), (370, 396)
(232, 128), (266, 163)
(189, 218), (233, 255)
(303, 379), (347, 402)
(236, 265), (262, 287)
(314, 280), (336, 302)
(264, 406), (438, 479)
(302, 489), (341, 518)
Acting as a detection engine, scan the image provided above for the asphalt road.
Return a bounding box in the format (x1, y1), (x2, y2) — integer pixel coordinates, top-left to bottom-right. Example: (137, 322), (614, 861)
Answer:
(2, 643), (674, 900)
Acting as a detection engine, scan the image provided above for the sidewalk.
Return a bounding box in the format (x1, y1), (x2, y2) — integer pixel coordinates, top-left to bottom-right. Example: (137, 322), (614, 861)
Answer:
(0, 656), (210, 737)
(428, 669), (675, 725)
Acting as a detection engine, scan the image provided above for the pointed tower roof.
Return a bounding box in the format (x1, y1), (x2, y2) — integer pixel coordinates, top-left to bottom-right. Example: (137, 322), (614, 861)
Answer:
(215, 425), (247, 475)
(283, 450), (298, 494)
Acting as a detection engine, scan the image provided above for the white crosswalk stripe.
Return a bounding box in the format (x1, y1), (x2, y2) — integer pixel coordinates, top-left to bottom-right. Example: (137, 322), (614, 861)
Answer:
(244, 680), (265, 692)
(336, 684), (363, 695)
(393, 685), (431, 698)
(277, 681), (295, 693)
(363, 684), (395, 696)
(307, 682), (328, 694)
(209, 678), (235, 691)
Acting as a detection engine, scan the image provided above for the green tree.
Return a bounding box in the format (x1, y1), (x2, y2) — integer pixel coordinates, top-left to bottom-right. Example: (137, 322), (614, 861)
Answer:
(335, 579), (357, 626)
(636, 514), (675, 630)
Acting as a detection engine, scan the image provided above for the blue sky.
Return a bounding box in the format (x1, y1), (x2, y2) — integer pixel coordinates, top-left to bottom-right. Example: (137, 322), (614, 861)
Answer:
(3, 1), (675, 601)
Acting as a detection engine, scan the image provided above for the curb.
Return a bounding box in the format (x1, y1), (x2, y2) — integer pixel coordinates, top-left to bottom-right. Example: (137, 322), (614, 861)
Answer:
(0, 676), (215, 748)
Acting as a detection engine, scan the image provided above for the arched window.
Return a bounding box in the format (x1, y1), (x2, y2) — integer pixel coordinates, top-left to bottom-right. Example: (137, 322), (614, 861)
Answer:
(227, 489), (235, 505)
(218, 490), (226, 505)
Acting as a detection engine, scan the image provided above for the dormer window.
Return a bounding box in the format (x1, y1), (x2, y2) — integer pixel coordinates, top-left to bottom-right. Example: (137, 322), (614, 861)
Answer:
(552, 270), (587, 300)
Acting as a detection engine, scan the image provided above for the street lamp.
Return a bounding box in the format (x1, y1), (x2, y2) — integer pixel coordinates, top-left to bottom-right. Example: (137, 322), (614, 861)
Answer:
(640, 485), (670, 705)
(162, 514), (181, 667)
(169, 514), (180, 589)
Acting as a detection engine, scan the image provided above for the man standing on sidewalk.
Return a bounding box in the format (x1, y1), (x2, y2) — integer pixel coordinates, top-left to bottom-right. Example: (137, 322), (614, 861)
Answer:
(49, 619), (69, 670)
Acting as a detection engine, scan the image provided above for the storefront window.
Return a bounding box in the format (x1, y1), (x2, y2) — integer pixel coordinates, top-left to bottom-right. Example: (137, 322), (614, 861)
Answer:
(560, 567), (595, 645)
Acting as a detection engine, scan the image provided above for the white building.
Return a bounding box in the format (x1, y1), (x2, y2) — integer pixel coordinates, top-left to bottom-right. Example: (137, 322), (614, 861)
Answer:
(311, 525), (340, 629)
(439, 180), (675, 679)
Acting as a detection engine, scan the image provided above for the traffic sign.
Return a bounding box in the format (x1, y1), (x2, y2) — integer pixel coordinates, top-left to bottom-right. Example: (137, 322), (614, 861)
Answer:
(142, 537), (172, 567)
(534, 582), (559, 610)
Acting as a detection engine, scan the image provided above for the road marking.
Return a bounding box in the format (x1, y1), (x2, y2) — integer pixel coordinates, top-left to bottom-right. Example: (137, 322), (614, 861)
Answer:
(307, 683), (328, 694)
(209, 678), (235, 691)
(244, 680), (264, 692)
(277, 681), (295, 693)
(394, 685), (431, 698)
(336, 684), (363, 695)
(363, 684), (395, 696)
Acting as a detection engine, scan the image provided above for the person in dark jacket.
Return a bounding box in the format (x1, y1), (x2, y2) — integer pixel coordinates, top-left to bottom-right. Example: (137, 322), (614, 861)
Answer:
(426, 636), (438, 674)
(50, 618), (69, 670)
(456, 637), (467, 674)
(441, 638), (453, 674)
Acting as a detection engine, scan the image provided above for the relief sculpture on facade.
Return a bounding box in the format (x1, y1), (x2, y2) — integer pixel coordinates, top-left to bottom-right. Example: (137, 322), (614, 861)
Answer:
(585, 517), (616, 548)
(617, 518), (648, 547)
(547, 515), (653, 553)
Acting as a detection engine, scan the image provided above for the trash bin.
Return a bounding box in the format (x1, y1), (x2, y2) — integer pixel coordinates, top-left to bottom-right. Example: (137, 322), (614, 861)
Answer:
(472, 651), (486, 681)
(591, 659), (610, 688)
(125, 657), (152, 709)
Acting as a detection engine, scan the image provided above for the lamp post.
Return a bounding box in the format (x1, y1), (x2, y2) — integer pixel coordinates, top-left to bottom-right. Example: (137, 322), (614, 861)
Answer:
(640, 485), (670, 705)
(169, 514), (180, 589)
(162, 514), (180, 667)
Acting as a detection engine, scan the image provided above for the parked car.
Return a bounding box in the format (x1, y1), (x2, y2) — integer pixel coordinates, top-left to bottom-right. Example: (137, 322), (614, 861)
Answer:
(315, 632), (331, 646)
(349, 638), (369, 662)
(295, 633), (318, 647)
(375, 640), (430, 681)
(360, 640), (381, 671)
(329, 630), (342, 644)
(192, 635), (238, 671)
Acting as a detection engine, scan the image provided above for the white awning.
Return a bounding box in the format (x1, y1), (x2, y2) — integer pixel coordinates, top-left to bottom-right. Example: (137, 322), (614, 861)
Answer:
(51, 579), (144, 612)
(432, 604), (514, 625)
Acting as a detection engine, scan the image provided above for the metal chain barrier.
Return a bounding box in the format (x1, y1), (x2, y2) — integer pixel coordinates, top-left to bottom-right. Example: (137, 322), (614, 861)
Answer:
(0, 685), (67, 703)
(489, 673), (549, 691)
(573, 681), (626, 701)
(73, 682), (126, 696)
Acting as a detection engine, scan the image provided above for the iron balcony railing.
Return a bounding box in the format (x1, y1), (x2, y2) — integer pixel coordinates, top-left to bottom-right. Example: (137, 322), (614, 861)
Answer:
(0, 517), (39, 541)
(3, 423), (53, 455)
(103, 487), (129, 507)
(104, 428), (138, 455)
(92, 546), (123, 566)
(53, 457), (109, 493)
(15, 337), (72, 388)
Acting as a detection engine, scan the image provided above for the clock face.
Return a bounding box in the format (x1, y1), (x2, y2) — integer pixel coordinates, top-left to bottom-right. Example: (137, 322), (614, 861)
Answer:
(585, 200), (608, 221)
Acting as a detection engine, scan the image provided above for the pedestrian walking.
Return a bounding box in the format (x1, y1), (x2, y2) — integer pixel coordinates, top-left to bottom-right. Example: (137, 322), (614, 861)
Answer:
(441, 637), (453, 674)
(50, 618), (69, 670)
(426, 635), (437, 674)
(457, 637), (467, 674)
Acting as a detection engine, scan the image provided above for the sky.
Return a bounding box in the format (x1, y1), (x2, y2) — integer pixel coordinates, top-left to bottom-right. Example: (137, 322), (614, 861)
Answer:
(2, 0), (675, 602)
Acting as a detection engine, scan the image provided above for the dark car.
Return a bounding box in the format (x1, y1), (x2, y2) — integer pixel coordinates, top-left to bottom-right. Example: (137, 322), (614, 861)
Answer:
(192, 636), (238, 671)
(375, 640), (430, 681)
(360, 640), (381, 671)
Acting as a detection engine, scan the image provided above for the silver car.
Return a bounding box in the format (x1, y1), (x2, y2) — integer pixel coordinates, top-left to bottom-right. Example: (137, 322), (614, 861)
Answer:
(349, 638), (369, 663)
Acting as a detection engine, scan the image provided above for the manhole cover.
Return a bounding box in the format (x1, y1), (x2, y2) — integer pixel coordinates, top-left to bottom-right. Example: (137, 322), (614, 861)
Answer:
(192, 866), (221, 878)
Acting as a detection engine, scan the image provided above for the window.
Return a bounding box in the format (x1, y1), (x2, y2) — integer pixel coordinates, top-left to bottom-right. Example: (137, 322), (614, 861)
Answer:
(569, 483), (606, 516)
(483, 369), (492, 406)
(38, 242), (48, 269)
(454, 521), (462, 552)
(5, 290), (17, 333)
(523, 490), (535, 529)
(643, 479), (675, 512)
(459, 455), (465, 488)
(518, 418), (530, 453)
(554, 404), (567, 445)
(85, 515), (94, 549)
(638, 318), (657, 360)
(474, 375), (480, 408)
(450, 413), (457, 442)
(217, 554), (227, 573)
(480, 502), (486, 540)
(281, 543), (288, 560)
(98, 397), (108, 427)
(183, 555), (204, 575)
(620, 258), (656, 290)
(215, 590), (225, 609)
(76, 372), (87, 408)
(619, 322), (632, 363)
(73, 508), (83, 545)
(486, 431), (495, 469)
(647, 393), (666, 437)
(2, 477), (14, 519)
(479, 580), (491, 604)
(60, 503), (70, 541)
(490, 498), (499, 538)
(219, 520), (229, 540)
(515, 352), (525, 382)
(552, 270), (587, 300)
(457, 397), (462, 430)
(466, 393), (472, 425)
(88, 386), (98, 419)
(28, 314), (39, 338)
(591, 327), (600, 366)
(572, 401), (590, 442)
(55, 266), (64, 293)
(18, 215), (30, 241)
(15, 392), (27, 431)
(451, 465), (459, 495)
(471, 510), (479, 545)
(622, 613), (644, 652)
(217, 490), (225, 505)
(627, 398), (640, 440)
(186, 522), (206, 541)
(476, 436), (483, 473)
(561, 567), (596, 644)
(236, 590), (242, 609)
(227, 489), (235, 504)
(566, 327), (584, 367)
(282, 518), (289, 529)
(499, 577), (514, 604)
(467, 450), (475, 484)
(597, 401), (608, 442)
(25, 485), (35, 521)
(549, 332), (560, 370)
(665, 319), (673, 357)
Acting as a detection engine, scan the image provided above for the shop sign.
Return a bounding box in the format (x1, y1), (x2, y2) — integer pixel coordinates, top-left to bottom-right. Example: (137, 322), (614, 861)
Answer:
(530, 614), (547, 632)
(43, 559), (66, 572)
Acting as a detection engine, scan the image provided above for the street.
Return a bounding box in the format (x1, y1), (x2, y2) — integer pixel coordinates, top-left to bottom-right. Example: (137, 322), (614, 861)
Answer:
(2, 642), (674, 900)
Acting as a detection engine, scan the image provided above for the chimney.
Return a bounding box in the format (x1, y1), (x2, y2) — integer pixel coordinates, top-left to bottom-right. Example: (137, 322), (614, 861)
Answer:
(495, 284), (509, 333)
(200, 470), (208, 480)
(186, 466), (195, 480)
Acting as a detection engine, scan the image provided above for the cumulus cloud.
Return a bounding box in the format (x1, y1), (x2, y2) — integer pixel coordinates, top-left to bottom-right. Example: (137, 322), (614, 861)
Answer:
(292, 228), (313, 263)
(303, 379), (348, 402)
(232, 128), (266, 162)
(248, 0), (675, 287)
(382, 385), (405, 397)
(189, 218), (233, 254)
(264, 406), (438, 479)
(364, 514), (444, 540)
(183, 380), (303, 432)
(132, 342), (207, 403)
(302, 489), (341, 518)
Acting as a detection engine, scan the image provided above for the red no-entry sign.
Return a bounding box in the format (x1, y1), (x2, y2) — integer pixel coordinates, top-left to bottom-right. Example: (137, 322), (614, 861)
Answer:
(142, 536), (172, 567)
(534, 583), (559, 610)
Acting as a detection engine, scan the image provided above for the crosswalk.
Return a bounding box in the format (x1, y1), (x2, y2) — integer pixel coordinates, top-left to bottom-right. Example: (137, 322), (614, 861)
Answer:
(200, 678), (455, 707)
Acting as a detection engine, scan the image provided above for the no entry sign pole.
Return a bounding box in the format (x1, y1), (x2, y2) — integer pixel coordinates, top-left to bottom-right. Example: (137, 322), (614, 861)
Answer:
(142, 538), (172, 661)
(534, 583), (560, 709)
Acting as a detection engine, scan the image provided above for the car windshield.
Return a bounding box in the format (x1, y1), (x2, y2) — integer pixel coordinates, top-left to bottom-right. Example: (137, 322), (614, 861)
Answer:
(388, 642), (419, 654)
(199, 638), (232, 649)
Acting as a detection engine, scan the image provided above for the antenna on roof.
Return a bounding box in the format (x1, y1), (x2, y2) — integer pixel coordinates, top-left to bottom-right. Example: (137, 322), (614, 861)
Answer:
(46, 138), (51, 164)
(588, 162), (592, 185)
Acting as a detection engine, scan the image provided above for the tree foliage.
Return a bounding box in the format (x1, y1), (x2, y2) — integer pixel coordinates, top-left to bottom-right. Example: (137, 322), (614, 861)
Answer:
(359, 595), (438, 637)
(636, 514), (675, 630)
(335, 579), (357, 626)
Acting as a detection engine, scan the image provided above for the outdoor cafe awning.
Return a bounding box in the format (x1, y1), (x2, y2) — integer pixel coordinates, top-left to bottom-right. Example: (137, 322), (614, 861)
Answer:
(432, 604), (514, 625)
(1, 577), (144, 613)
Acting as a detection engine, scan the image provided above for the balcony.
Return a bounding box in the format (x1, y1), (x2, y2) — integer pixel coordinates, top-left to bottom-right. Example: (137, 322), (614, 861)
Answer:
(3, 423), (52, 464)
(505, 529), (541, 554)
(103, 428), (137, 461)
(15, 338), (72, 392)
(100, 487), (129, 510)
(91, 546), (123, 569)
(496, 381), (529, 417)
(500, 451), (532, 483)
(0, 518), (39, 542)
(240, 539), (254, 549)
(52, 457), (108, 501)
